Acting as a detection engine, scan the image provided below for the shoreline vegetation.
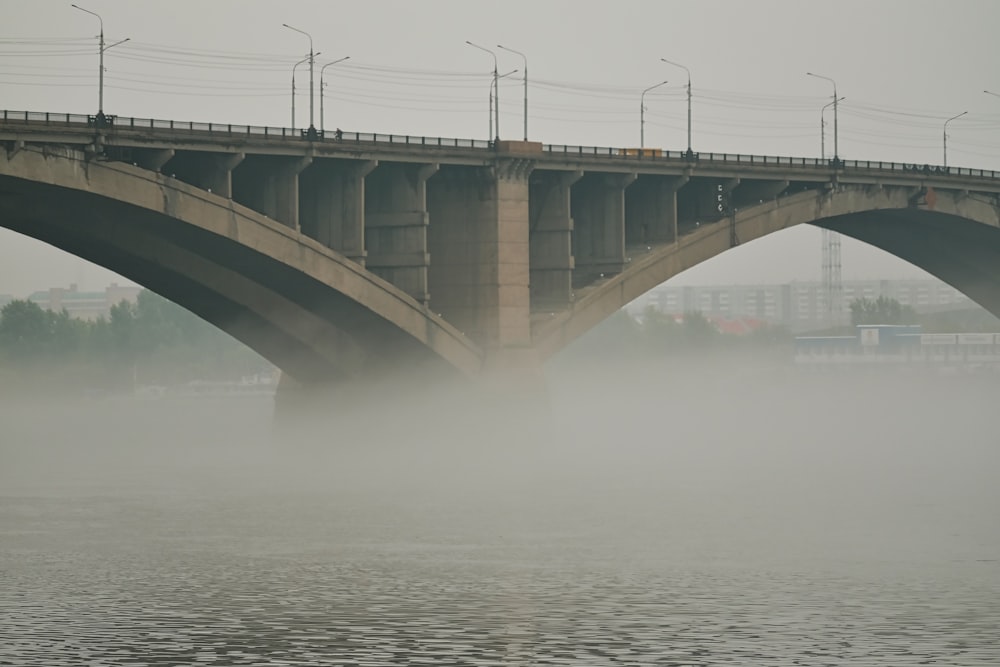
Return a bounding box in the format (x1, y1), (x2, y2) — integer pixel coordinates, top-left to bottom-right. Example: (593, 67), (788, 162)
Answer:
(0, 290), (271, 398)
(2, 291), (998, 398)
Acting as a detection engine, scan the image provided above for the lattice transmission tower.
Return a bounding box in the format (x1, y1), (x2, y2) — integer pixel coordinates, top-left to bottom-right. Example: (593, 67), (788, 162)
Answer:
(821, 228), (843, 327)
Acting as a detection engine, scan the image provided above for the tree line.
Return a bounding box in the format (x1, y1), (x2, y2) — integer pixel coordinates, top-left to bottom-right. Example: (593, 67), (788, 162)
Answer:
(0, 289), (268, 395)
(2, 289), (992, 393)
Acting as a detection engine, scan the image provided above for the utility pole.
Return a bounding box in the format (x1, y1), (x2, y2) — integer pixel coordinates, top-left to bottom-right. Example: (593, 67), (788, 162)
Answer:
(72, 4), (129, 127)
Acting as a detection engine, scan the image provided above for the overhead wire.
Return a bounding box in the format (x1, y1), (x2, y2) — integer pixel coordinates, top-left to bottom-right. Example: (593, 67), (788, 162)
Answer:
(1, 38), (997, 165)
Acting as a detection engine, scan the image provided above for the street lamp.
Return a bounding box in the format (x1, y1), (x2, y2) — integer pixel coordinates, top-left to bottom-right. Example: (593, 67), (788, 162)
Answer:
(485, 69), (518, 141)
(283, 24), (316, 134)
(466, 41), (500, 141)
(943, 111), (967, 168)
(820, 96), (846, 160)
(497, 44), (527, 140)
(290, 54), (313, 130)
(71, 4), (129, 125)
(807, 72), (839, 161)
(661, 58), (692, 155)
(320, 56), (350, 134)
(985, 90), (1000, 99)
(640, 80), (668, 149)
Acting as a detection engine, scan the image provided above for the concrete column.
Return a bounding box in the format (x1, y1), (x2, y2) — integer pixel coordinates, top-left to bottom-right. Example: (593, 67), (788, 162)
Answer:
(571, 172), (636, 284)
(427, 160), (532, 349)
(625, 175), (686, 246)
(676, 177), (738, 235)
(365, 162), (438, 303)
(299, 158), (376, 264)
(140, 150), (243, 198)
(232, 155), (312, 230)
(199, 153), (244, 198)
(134, 148), (174, 173)
(529, 170), (581, 310)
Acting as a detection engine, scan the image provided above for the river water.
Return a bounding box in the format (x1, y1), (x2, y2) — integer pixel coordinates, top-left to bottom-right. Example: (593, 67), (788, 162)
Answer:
(1, 362), (998, 665)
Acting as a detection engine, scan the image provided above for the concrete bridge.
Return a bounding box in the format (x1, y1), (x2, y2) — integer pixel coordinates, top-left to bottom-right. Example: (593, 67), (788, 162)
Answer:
(2, 110), (999, 392)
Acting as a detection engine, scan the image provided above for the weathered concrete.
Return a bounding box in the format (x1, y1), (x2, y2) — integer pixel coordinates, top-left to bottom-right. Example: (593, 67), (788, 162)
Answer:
(529, 170), (580, 310)
(571, 172), (636, 284)
(0, 145), (483, 382)
(2, 117), (1000, 400)
(427, 160), (532, 349)
(534, 184), (1000, 359)
(625, 174), (684, 245)
(365, 162), (437, 303)
(299, 158), (376, 264)
(232, 154), (312, 229)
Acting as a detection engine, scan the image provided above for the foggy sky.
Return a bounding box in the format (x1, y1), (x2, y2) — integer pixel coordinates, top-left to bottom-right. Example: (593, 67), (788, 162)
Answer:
(2, 0), (998, 297)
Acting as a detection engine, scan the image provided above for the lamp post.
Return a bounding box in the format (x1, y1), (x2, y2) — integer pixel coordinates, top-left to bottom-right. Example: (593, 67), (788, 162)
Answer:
(320, 56), (349, 134)
(943, 111), (967, 168)
(291, 54), (311, 130)
(466, 41), (500, 141)
(661, 58), (692, 155)
(807, 72), (839, 161)
(71, 4), (129, 125)
(820, 96), (846, 160)
(283, 24), (316, 135)
(985, 90), (1000, 99)
(640, 80), (668, 149)
(486, 69), (518, 141)
(497, 44), (527, 140)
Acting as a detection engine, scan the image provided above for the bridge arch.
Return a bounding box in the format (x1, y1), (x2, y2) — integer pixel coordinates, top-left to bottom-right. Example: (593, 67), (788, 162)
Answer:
(534, 184), (1000, 359)
(0, 145), (483, 382)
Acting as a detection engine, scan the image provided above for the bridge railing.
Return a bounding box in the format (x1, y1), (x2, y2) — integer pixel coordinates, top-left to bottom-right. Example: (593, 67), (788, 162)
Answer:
(2, 110), (998, 179)
(540, 143), (1000, 178)
(2, 110), (92, 125)
(0, 110), (495, 150)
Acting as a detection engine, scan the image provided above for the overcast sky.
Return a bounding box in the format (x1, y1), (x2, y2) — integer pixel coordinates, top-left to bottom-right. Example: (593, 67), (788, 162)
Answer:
(2, 0), (998, 297)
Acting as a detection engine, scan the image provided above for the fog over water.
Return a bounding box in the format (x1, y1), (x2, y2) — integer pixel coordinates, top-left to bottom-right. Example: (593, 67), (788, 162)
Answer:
(2, 357), (999, 665)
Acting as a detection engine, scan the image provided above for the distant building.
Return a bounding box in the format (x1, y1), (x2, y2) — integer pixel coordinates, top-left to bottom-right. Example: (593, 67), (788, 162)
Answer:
(795, 326), (1000, 370)
(27, 283), (142, 320)
(627, 279), (971, 333)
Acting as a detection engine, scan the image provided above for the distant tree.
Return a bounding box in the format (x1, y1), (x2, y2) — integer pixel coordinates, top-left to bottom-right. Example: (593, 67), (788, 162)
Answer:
(639, 306), (678, 353)
(849, 296), (918, 326)
(0, 300), (53, 361)
(678, 310), (718, 346)
(49, 308), (87, 361)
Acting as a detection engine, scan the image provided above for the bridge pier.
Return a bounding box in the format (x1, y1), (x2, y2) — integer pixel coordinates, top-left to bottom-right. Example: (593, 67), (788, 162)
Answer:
(427, 161), (533, 348)
(529, 170), (580, 311)
(676, 177), (736, 234)
(625, 174), (683, 245)
(299, 158), (376, 264)
(152, 150), (244, 198)
(232, 155), (312, 229)
(571, 172), (636, 284)
(365, 162), (438, 304)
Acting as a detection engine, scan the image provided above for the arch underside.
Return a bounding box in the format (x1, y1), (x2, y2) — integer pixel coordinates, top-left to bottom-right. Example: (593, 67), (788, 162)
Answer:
(821, 209), (1000, 318)
(0, 152), (481, 383)
(535, 186), (1000, 359)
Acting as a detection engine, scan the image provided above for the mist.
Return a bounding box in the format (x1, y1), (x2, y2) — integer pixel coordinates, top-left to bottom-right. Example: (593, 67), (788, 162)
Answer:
(3, 349), (999, 664)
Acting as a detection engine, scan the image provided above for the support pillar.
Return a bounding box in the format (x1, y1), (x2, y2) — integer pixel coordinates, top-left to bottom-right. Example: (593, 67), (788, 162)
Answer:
(625, 175), (686, 246)
(427, 160), (532, 349)
(200, 153), (244, 198)
(134, 148), (174, 173)
(571, 172), (636, 285)
(139, 150), (244, 198)
(365, 162), (438, 303)
(299, 158), (376, 264)
(232, 155), (312, 230)
(529, 170), (581, 310)
(676, 177), (738, 236)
